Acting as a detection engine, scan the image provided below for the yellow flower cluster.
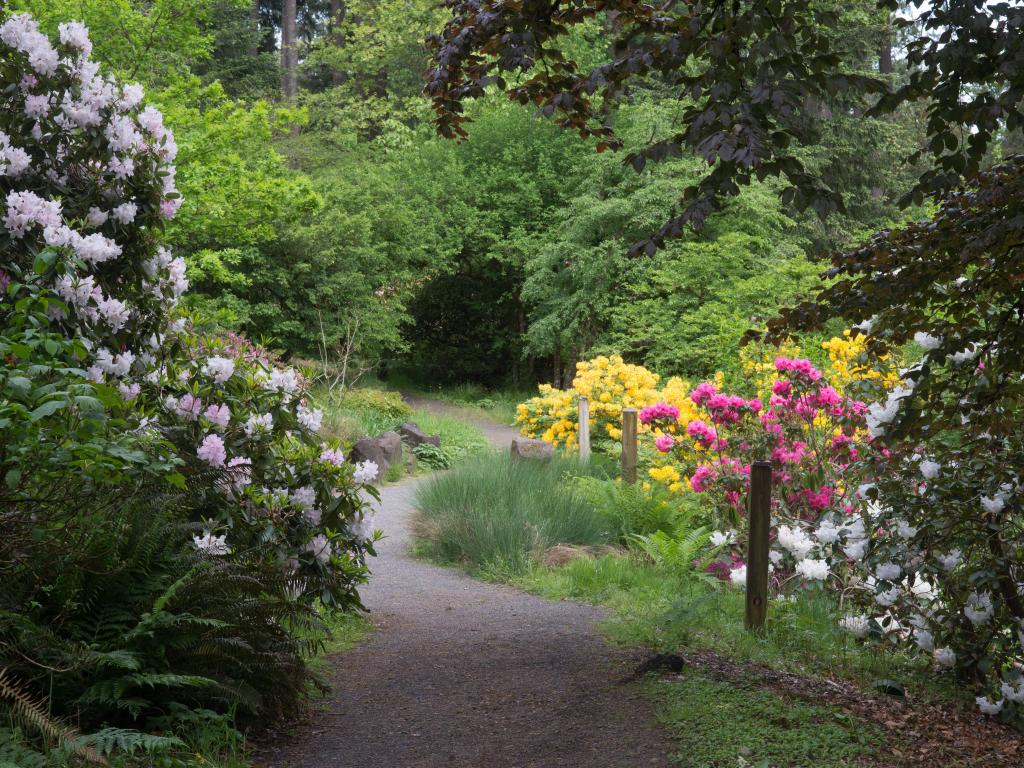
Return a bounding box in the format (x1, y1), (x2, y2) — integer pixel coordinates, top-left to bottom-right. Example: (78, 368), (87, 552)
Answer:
(739, 338), (802, 400)
(516, 355), (701, 448)
(820, 331), (900, 394)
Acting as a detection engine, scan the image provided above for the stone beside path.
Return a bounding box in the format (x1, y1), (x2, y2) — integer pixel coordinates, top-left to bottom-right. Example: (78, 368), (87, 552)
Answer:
(257, 397), (674, 768)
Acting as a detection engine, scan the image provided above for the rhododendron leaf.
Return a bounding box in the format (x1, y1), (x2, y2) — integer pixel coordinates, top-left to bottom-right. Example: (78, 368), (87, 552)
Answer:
(29, 399), (66, 421)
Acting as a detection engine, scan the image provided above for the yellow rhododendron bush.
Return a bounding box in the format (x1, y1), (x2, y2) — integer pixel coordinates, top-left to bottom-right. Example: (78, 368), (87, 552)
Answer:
(516, 355), (701, 448)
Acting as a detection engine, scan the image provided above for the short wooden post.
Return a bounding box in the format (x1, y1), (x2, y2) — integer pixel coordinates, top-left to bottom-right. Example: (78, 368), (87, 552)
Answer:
(621, 408), (638, 484)
(745, 460), (772, 631)
(578, 396), (591, 462)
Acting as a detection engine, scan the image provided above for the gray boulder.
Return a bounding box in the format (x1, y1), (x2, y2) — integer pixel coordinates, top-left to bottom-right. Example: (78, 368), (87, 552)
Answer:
(510, 437), (553, 462)
(378, 431), (403, 465)
(399, 422), (441, 448)
(350, 437), (389, 480)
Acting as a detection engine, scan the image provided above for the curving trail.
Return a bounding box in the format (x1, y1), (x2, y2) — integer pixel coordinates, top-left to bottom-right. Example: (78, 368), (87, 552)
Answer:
(258, 399), (673, 768)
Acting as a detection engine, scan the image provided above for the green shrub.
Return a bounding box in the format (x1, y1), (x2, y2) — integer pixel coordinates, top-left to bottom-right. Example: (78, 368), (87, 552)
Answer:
(412, 442), (452, 470)
(575, 478), (707, 541)
(414, 452), (611, 573)
(0, 480), (329, 763)
(337, 388), (413, 421)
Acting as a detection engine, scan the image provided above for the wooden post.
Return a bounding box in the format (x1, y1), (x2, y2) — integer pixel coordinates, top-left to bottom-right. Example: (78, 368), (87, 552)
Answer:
(578, 396), (591, 462)
(745, 460), (772, 631)
(621, 408), (638, 484)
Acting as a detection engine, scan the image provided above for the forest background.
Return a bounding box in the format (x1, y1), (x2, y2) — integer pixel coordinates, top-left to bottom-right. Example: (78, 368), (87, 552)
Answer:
(11, 0), (1020, 391)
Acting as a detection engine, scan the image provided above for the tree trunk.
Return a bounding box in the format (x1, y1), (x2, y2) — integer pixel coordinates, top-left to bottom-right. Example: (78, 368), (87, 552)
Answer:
(248, 0), (260, 58)
(552, 348), (562, 389)
(330, 0), (346, 86)
(281, 0), (298, 101)
(879, 16), (893, 75)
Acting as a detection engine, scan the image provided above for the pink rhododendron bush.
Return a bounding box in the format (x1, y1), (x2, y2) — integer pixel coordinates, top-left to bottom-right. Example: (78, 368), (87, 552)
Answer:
(0, 12), (377, 607)
(639, 342), (1023, 726)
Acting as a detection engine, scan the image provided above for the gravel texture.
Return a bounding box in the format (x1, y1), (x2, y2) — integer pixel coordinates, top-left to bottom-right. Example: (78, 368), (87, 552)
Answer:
(257, 401), (674, 768)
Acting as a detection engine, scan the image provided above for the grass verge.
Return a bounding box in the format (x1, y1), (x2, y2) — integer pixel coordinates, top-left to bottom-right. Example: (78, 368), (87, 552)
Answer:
(648, 672), (885, 767)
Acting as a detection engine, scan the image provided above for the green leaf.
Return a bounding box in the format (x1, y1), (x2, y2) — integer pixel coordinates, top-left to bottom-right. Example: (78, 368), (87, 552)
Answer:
(30, 400), (66, 421)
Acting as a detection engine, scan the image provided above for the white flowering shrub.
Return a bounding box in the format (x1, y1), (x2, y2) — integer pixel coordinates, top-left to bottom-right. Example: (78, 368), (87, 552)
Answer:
(764, 158), (1024, 725)
(0, 12), (377, 609)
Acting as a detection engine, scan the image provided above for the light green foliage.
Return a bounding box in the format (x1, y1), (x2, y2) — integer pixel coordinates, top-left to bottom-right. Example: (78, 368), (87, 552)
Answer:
(9, 0), (223, 85)
(406, 408), (489, 462)
(574, 478), (706, 542)
(413, 453), (612, 574)
(412, 442), (451, 470)
(522, 99), (821, 381)
(648, 674), (884, 767)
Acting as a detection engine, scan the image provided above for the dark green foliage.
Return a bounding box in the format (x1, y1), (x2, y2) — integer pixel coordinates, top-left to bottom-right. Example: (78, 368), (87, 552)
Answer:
(412, 442), (452, 470)
(648, 674), (884, 767)
(0, 479), (328, 758)
(428, 0), (1020, 249)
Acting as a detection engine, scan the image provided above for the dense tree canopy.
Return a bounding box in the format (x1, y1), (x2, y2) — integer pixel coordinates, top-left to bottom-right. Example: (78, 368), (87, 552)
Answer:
(427, 0), (1022, 252)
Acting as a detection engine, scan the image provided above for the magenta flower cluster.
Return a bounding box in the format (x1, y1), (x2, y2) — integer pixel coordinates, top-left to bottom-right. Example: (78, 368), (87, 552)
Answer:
(638, 401), (681, 425)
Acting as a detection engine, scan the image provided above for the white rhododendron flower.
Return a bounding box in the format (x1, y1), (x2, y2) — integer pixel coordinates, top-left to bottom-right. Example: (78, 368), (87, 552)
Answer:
(919, 459), (940, 479)
(980, 495), (1005, 514)
(839, 614), (870, 638)
(933, 647), (956, 668)
(244, 412), (273, 436)
(814, 519), (841, 545)
(193, 532), (229, 556)
(1000, 679), (1024, 704)
(795, 558), (828, 581)
(936, 549), (961, 571)
(875, 562), (902, 581)
(976, 697), (1004, 716)
(875, 586), (900, 607)
(710, 530), (736, 547)
(297, 404), (323, 431)
(306, 534), (331, 564)
(913, 331), (941, 351)
(964, 591), (994, 625)
(776, 525), (814, 560)
(350, 512), (377, 543)
(202, 355), (235, 384)
(353, 461), (378, 484)
(895, 519), (918, 539)
(914, 629), (934, 652)
(290, 486), (316, 510)
(729, 564), (747, 588)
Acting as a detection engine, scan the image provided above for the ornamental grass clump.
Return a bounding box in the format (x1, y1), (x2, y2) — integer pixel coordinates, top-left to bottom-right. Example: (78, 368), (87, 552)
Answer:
(414, 452), (611, 573)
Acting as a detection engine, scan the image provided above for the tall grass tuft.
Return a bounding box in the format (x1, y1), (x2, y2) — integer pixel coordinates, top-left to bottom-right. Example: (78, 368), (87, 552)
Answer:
(414, 452), (612, 574)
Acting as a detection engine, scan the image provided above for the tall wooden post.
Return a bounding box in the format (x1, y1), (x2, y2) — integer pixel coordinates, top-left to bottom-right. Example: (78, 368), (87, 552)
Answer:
(621, 408), (638, 484)
(745, 460), (772, 631)
(578, 396), (591, 462)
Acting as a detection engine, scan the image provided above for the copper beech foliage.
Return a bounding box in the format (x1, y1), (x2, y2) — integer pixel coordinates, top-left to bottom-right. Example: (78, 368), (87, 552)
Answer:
(426, 0), (1024, 254)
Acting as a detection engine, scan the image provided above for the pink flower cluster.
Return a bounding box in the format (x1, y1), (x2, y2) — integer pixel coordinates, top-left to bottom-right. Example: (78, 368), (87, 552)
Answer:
(639, 401), (681, 425)
(690, 382), (761, 425)
(773, 356), (823, 382)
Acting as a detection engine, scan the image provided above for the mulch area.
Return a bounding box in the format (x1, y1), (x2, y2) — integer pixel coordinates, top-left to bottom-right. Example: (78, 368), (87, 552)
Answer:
(677, 648), (1024, 767)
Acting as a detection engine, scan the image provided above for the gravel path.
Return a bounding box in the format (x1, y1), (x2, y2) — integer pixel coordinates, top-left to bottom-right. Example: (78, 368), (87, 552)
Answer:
(258, 401), (674, 768)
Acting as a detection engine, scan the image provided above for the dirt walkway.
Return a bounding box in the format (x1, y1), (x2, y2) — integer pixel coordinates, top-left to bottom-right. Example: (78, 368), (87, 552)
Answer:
(258, 400), (674, 768)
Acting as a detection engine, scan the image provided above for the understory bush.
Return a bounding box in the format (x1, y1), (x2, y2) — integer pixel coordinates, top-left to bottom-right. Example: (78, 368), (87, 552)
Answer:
(0, 13), (377, 761)
(414, 453), (612, 573)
